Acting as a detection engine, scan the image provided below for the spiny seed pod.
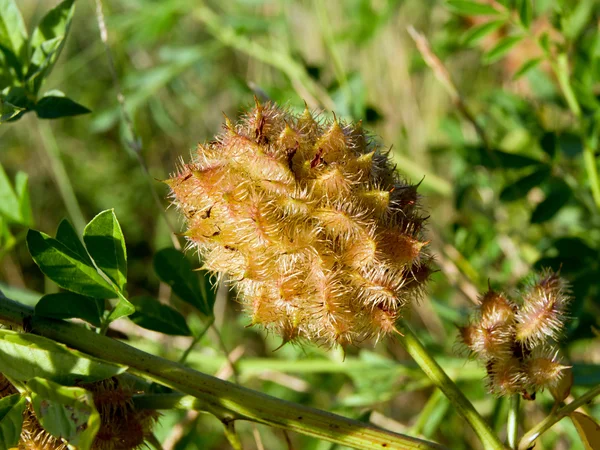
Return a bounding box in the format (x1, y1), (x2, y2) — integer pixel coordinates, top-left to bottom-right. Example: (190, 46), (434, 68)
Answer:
(458, 271), (571, 398)
(168, 100), (432, 347)
(0, 373), (157, 450)
(515, 270), (571, 346)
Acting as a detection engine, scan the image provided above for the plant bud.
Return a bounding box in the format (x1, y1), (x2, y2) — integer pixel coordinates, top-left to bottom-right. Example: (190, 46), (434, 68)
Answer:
(169, 100), (431, 346)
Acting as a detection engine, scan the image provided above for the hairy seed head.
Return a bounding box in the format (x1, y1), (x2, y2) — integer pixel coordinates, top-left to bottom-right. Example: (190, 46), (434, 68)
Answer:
(168, 100), (431, 346)
(515, 271), (571, 346)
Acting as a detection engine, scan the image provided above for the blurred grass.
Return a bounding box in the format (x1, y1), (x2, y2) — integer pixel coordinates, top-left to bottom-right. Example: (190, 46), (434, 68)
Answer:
(1, 0), (600, 449)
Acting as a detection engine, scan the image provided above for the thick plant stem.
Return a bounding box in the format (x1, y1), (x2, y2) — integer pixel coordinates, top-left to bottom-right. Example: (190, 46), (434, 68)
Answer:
(397, 321), (506, 450)
(518, 384), (600, 450)
(0, 294), (447, 450)
(507, 395), (520, 449)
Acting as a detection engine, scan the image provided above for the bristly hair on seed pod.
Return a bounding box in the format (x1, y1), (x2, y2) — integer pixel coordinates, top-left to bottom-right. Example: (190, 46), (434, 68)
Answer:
(457, 270), (572, 399)
(0, 372), (158, 450)
(167, 99), (432, 347)
(515, 270), (571, 346)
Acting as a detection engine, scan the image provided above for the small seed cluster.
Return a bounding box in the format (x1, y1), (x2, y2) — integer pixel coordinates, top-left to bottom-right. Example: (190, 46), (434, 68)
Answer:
(0, 374), (157, 450)
(459, 271), (571, 397)
(168, 100), (432, 347)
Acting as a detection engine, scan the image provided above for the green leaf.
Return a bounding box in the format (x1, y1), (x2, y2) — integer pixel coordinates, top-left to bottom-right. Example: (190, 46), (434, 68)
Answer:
(513, 57), (542, 80)
(517, 0), (532, 28)
(56, 218), (93, 265)
(0, 97), (24, 123)
(154, 248), (215, 317)
(558, 132), (583, 158)
(531, 179), (572, 223)
(0, 0), (28, 72)
(28, 377), (100, 450)
(35, 93), (91, 119)
(0, 164), (19, 223)
(27, 229), (117, 299)
(105, 291), (135, 323)
(83, 210), (127, 292)
(26, 0), (76, 94)
(35, 292), (104, 327)
(446, 0), (500, 15)
(484, 35), (523, 64)
(469, 147), (542, 169)
(461, 20), (505, 46)
(129, 296), (192, 336)
(0, 394), (26, 450)
(0, 329), (126, 384)
(540, 132), (556, 158)
(499, 166), (551, 202)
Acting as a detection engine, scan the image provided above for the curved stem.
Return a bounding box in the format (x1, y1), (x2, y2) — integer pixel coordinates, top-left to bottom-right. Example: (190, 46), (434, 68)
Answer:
(507, 395), (520, 449)
(0, 294), (447, 450)
(397, 321), (506, 450)
(518, 384), (600, 450)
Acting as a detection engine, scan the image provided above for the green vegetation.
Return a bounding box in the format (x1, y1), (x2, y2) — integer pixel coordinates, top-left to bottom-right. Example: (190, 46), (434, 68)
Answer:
(1, 0), (599, 449)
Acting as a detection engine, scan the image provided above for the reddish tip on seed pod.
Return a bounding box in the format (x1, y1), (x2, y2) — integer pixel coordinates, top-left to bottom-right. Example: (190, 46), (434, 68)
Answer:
(168, 101), (431, 347)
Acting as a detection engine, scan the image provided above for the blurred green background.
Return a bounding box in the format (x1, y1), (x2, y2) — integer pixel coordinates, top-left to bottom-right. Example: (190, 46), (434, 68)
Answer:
(1, 0), (599, 449)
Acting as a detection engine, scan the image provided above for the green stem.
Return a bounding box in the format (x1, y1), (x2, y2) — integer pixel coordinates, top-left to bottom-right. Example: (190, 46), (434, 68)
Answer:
(518, 384), (600, 450)
(38, 122), (87, 233)
(178, 318), (214, 364)
(549, 52), (600, 209)
(507, 395), (520, 449)
(397, 321), (506, 450)
(0, 294), (447, 450)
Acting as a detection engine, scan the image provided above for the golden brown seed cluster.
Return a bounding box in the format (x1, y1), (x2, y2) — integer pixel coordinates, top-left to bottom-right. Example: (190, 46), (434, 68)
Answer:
(459, 271), (571, 397)
(0, 374), (157, 450)
(168, 100), (432, 346)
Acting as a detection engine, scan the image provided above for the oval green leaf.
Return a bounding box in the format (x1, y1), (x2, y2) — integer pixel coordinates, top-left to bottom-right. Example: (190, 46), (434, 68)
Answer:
(105, 291), (135, 323)
(154, 248), (215, 317)
(0, 329), (127, 384)
(35, 94), (91, 119)
(27, 229), (116, 299)
(483, 35), (523, 64)
(83, 210), (127, 292)
(499, 167), (550, 202)
(130, 296), (192, 336)
(56, 218), (93, 265)
(461, 20), (505, 46)
(0, 394), (26, 450)
(28, 377), (100, 450)
(27, 0), (76, 94)
(35, 292), (104, 327)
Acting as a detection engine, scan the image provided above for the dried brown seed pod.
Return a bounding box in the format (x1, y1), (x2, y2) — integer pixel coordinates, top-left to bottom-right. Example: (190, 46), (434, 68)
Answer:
(168, 100), (432, 347)
(458, 271), (572, 397)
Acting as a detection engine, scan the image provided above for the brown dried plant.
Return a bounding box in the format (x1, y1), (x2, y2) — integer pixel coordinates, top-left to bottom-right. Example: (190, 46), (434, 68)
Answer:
(167, 100), (432, 347)
(459, 270), (571, 397)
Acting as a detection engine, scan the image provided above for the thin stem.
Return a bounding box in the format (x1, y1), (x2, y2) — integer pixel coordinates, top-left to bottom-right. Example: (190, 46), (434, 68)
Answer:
(223, 420), (244, 450)
(38, 122), (87, 233)
(178, 317), (214, 364)
(0, 294), (447, 450)
(507, 395), (520, 449)
(93, 0), (181, 250)
(518, 384), (600, 450)
(396, 321), (506, 450)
